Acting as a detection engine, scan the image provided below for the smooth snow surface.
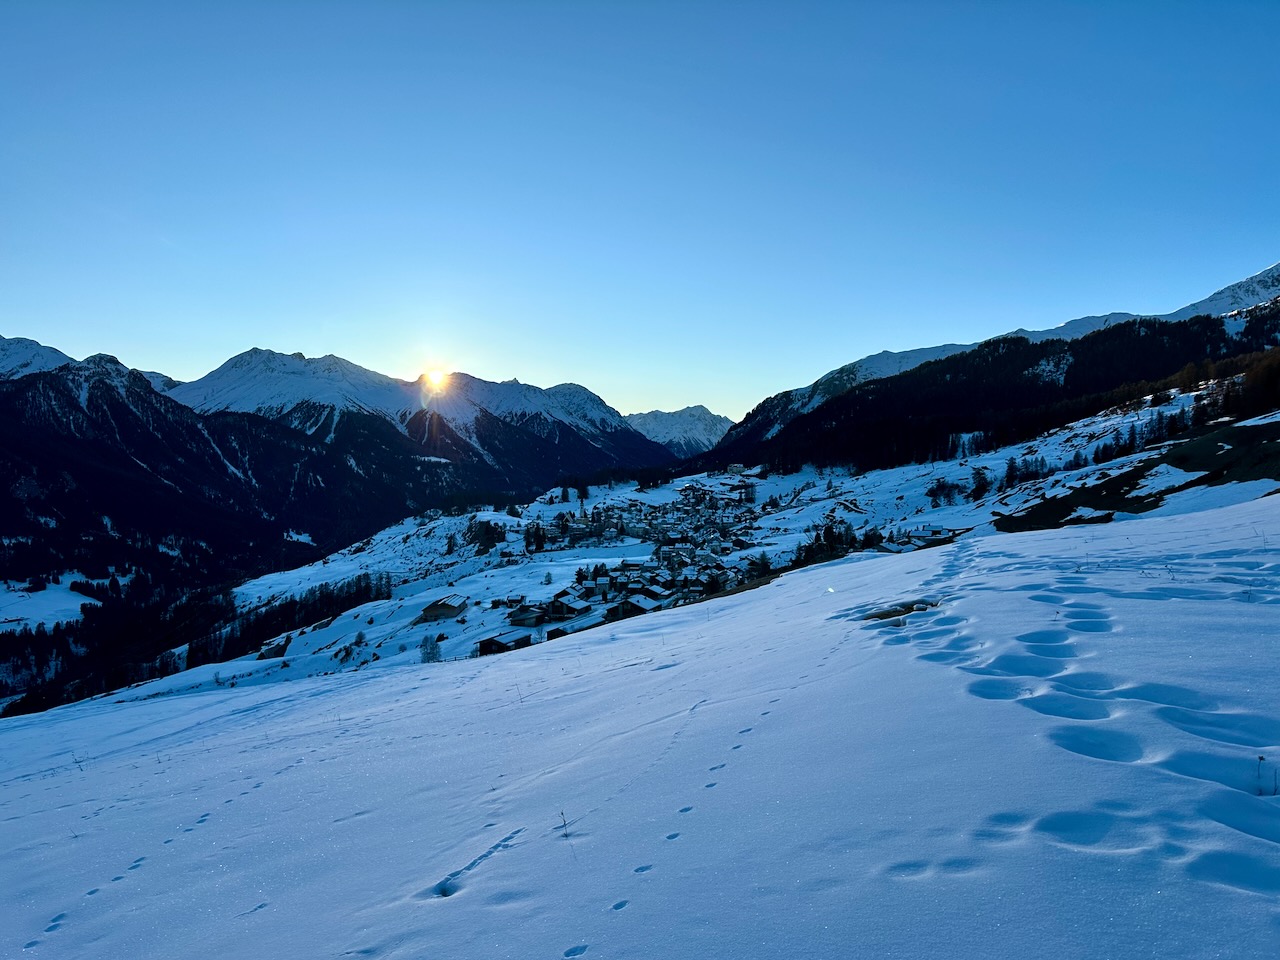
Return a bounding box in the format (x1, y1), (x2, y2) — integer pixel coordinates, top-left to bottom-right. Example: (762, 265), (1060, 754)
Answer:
(4, 499), (1280, 958)
(1, 574), (101, 631)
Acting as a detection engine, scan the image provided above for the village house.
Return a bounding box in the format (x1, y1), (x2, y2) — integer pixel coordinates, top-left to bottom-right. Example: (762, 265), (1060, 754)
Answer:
(608, 595), (663, 621)
(506, 603), (545, 627)
(473, 628), (533, 657)
(546, 610), (608, 641)
(415, 594), (469, 623)
(547, 595), (593, 621)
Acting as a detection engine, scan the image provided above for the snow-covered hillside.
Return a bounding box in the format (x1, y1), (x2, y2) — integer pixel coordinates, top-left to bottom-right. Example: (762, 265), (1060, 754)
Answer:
(624, 405), (733, 459)
(4, 490), (1279, 958)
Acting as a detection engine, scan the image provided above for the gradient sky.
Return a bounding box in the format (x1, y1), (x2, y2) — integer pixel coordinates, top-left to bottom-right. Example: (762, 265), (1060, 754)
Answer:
(3, 1), (1278, 421)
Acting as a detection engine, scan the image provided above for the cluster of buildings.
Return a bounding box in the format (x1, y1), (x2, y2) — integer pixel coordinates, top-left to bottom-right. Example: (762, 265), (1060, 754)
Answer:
(411, 472), (970, 659)
(472, 552), (754, 657)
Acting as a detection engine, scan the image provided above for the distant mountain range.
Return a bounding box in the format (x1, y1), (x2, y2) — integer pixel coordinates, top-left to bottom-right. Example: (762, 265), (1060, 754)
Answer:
(707, 292), (1280, 474)
(0, 344), (682, 600)
(161, 347), (674, 483)
(717, 260), (1280, 453)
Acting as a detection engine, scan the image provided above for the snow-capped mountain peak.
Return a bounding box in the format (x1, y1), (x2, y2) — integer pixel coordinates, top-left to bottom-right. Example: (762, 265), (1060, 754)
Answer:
(0, 334), (75, 380)
(163, 348), (653, 451)
(1163, 259), (1280, 320)
(624, 405), (733, 459)
(166, 348), (415, 422)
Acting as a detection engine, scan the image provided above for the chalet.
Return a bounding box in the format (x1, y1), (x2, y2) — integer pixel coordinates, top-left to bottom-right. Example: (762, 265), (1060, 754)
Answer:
(473, 628), (533, 657)
(547, 596), (593, 621)
(608, 595), (662, 621)
(507, 603), (545, 627)
(637, 584), (673, 603)
(906, 526), (955, 545)
(658, 541), (695, 563)
(416, 594), (469, 623)
(546, 610), (608, 641)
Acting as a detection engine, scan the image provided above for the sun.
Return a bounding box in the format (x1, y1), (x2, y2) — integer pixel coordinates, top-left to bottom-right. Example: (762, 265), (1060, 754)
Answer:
(425, 369), (448, 390)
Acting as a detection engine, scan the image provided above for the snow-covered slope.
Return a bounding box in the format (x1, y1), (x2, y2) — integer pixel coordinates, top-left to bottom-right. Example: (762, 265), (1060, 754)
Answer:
(0, 334), (74, 379)
(3, 494), (1279, 958)
(1163, 259), (1280, 321)
(624, 405), (733, 459)
(721, 259), (1280, 448)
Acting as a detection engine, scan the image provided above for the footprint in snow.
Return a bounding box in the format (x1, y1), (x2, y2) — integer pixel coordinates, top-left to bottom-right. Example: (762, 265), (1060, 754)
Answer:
(972, 811), (1035, 845)
(1049, 725), (1145, 763)
(884, 858), (981, 880)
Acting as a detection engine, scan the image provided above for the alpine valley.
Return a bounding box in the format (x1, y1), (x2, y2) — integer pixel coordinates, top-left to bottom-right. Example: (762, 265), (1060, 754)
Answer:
(3, 262), (1280, 960)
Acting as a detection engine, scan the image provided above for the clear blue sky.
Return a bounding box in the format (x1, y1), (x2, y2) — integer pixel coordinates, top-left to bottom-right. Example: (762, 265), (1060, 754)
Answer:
(3, 1), (1278, 421)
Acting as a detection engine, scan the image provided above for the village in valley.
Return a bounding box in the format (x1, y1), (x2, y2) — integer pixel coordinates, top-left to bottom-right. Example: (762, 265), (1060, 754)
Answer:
(14, 380), (1259, 711)
(206, 388), (1217, 681)
(461, 466), (952, 657)
(232, 459), (976, 674)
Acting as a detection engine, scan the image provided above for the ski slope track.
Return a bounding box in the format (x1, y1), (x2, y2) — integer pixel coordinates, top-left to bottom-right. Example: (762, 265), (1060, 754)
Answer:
(3, 495), (1280, 958)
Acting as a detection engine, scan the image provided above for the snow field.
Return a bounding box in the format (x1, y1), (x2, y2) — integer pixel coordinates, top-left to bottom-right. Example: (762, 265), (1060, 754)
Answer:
(3, 498), (1280, 958)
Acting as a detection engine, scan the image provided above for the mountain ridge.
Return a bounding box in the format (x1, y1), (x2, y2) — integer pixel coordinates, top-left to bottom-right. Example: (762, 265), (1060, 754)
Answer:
(719, 259), (1280, 450)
